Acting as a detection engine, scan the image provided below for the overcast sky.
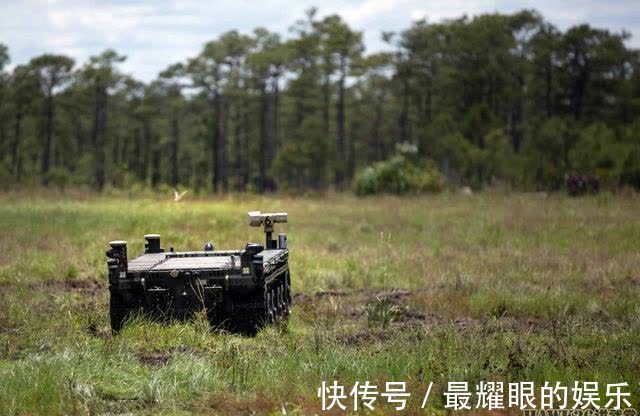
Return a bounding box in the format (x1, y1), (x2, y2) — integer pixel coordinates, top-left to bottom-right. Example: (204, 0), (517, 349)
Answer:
(1, 0), (639, 82)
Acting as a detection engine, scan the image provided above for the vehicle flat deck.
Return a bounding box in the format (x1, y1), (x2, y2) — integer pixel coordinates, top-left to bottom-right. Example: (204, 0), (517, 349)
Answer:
(152, 256), (234, 271)
(127, 253), (167, 272)
(127, 249), (285, 273)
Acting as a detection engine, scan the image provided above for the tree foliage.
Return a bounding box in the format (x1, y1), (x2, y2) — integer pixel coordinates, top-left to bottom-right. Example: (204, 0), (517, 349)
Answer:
(0, 9), (638, 193)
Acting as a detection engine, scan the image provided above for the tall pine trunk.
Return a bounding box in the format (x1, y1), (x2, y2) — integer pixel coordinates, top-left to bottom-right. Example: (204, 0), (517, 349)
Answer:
(221, 97), (229, 192)
(211, 91), (221, 192)
(171, 114), (179, 187)
(92, 84), (107, 190)
(398, 69), (410, 145)
(12, 110), (23, 180)
(322, 75), (330, 134)
(544, 57), (553, 118)
(132, 126), (142, 180)
(142, 118), (151, 183)
(151, 145), (161, 187)
(74, 112), (83, 155)
(259, 82), (268, 193)
(511, 71), (524, 152)
(335, 61), (346, 187)
(242, 98), (250, 190)
(272, 75), (280, 152)
(41, 93), (54, 184)
(371, 93), (384, 162)
(233, 103), (243, 191)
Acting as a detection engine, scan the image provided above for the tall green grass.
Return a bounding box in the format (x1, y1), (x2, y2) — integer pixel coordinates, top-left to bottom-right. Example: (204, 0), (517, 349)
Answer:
(0, 191), (638, 414)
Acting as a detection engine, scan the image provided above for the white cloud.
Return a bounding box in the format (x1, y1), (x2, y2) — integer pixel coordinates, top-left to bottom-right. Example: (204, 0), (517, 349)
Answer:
(339, 0), (404, 25)
(409, 10), (427, 21)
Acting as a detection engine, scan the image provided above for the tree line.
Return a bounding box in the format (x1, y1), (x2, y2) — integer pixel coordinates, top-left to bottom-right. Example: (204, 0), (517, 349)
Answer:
(0, 8), (639, 193)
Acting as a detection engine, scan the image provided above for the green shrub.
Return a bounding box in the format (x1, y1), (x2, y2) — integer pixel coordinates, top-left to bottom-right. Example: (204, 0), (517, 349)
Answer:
(569, 122), (628, 185)
(353, 143), (444, 195)
(483, 128), (516, 183)
(72, 153), (95, 186)
(0, 161), (12, 190)
(620, 121), (640, 189)
(522, 117), (572, 189)
(271, 141), (312, 190)
(620, 144), (640, 189)
(45, 167), (71, 190)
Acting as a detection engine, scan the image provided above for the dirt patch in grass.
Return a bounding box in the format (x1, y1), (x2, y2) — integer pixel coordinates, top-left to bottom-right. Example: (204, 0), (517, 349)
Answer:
(137, 353), (171, 366)
(293, 290), (348, 304)
(296, 287), (561, 347)
(84, 322), (112, 339)
(371, 288), (412, 302)
(625, 275), (640, 286)
(192, 390), (342, 416)
(36, 277), (105, 294)
(193, 391), (279, 416)
(0, 277), (105, 296)
(295, 288), (431, 317)
(336, 329), (397, 346)
(395, 309), (440, 326)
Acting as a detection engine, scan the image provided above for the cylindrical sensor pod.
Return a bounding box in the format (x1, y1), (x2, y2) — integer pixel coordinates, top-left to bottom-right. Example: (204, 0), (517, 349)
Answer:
(109, 240), (127, 248)
(144, 234), (163, 253)
(107, 240), (128, 279)
(278, 233), (287, 249)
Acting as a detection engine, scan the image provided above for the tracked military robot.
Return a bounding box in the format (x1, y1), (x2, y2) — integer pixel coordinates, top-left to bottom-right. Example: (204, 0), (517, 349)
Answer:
(105, 211), (291, 334)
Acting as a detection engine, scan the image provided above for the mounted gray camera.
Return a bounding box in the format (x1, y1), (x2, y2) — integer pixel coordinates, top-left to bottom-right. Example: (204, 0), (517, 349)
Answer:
(247, 211), (288, 249)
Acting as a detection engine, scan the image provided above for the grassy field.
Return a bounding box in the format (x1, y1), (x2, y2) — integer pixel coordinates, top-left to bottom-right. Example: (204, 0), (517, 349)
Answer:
(0, 190), (639, 415)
